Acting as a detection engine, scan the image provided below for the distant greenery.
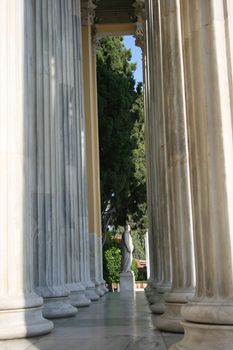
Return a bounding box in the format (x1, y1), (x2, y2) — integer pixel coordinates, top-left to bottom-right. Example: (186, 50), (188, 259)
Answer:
(103, 232), (139, 288)
(97, 37), (147, 270)
(103, 247), (121, 286)
(131, 259), (139, 280)
(103, 234), (122, 286)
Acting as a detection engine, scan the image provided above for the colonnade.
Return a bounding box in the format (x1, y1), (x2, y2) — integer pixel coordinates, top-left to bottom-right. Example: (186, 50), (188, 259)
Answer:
(145, 0), (233, 349)
(0, 0), (107, 339)
(1, 0), (233, 348)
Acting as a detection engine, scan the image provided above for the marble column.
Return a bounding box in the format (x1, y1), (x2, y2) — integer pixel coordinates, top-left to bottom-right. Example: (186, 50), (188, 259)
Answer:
(156, 0), (195, 333)
(63, 0), (91, 308)
(0, 0), (53, 338)
(93, 44), (109, 295)
(144, 17), (157, 299)
(171, 1), (233, 349)
(144, 0), (172, 314)
(144, 231), (150, 280)
(81, 0), (106, 300)
(91, 52), (108, 295)
(79, 0), (101, 301)
(33, 0), (78, 319)
(134, 0), (153, 300)
(144, 0), (161, 302)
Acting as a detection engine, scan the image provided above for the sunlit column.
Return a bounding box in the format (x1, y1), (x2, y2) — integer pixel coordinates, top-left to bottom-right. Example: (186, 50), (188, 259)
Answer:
(33, 0), (78, 318)
(81, 0), (102, 300)
(156, 0), (195, 333)
(0, 0), (53, 338)
(143, 13), (158, 300)
(144, 0), (172, 315)
(63, 0), (92, 308)
(91, 51), (109, 294)
(171, 1), (233, 349)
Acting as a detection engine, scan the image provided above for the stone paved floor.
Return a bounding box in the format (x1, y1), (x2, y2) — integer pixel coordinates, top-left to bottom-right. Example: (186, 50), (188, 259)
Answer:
(0, 291), (183, 350)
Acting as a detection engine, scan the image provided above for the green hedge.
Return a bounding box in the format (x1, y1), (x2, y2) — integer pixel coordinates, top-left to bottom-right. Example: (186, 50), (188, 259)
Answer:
(103, 246), (122, 286)
(103, 233), (139, 288)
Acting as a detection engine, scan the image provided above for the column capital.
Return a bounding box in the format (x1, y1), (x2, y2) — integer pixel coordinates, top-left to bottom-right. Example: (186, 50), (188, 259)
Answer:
(134, 22), (144, 50)
(81, 0), (97, 26)
(133, 0), (145, 19)
(133, 0), (145, 50)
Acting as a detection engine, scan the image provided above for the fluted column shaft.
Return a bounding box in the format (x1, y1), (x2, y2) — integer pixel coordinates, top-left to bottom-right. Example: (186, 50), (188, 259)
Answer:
(80, 10), (100, 300)
(144, 0), (172, 314)
(144, 19), (157, 297)
(91, 53), (108, 294)
(61, 0), (91, 308)
(172, 1), (233, 349)
(81, 0), (107, 296)
(156, 0), (195, 333)
(33, 0), (78, 319)
(0, 0), (53, 338)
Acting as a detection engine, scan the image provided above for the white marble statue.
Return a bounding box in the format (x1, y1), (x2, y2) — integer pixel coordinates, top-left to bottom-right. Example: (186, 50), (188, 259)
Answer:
(121, 225), (134, 273)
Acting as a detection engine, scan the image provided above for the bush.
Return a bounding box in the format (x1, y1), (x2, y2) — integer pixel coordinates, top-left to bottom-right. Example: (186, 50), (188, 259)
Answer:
(137, 267), (147, 281)
(103, 243), (122, 287)
(103, 232), (139, 288)
(103, 246), (121, 285)
(131, 259), (139, 280)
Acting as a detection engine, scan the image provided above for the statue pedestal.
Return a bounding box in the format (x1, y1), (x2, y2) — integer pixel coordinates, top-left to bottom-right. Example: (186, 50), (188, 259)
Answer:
(120, 271), (135, 292)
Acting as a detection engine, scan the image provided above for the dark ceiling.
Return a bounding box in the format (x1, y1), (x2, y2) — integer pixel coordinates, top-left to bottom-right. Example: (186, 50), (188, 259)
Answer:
(95, 0), (136, 24)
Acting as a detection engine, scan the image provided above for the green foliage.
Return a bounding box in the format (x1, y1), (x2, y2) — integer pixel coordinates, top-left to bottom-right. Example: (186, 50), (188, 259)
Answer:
(103, 246), (121, 286)
(97, 37), (137, 227)
(103, 232), (139, 286)
(131, 259), (139, 280)
(131, 229), (146, 260)
(103, 232), (122, 286)
(97, 36), (147, 261)
(137, 268), (147, 281)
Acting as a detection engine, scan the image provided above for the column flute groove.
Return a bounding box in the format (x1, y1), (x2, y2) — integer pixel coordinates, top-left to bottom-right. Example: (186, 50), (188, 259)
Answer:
(34, 0), (78, 319)
(171, 1), (233, 349)
(145, 0), (172, 315)
(0, 0), (53, 338)
(156, 0), (195, 333)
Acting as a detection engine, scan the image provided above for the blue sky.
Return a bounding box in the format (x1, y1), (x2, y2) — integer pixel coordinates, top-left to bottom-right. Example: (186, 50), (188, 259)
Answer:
(123, 35), (143, 85)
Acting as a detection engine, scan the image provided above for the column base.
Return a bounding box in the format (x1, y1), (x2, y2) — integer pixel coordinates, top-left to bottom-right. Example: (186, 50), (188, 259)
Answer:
(43, 297), (77, 319)
(66, 283), (91, 307)
(146, 280), (162, 300)
(148, 293), (160, 304)
(69, 291), (91, 307)
(149, 292), (166, 314)
(0, 307), (53, 339)
(181, 299), (233, 324)
(159, 284), (172, 293)
(148, 285), (170, 304)
(150, 301), (166, 314)
(100, 282), (109, 294)
(145, 285), (156, 299)
(95, 284), (105, 297)
(156, 303), (184, 333)
(82, 281), (100, 301)
(170, 321), (233, 350)
(148, 293), (163, 305)
(145, 288), (151, 298)
(85, 288), (100, 301)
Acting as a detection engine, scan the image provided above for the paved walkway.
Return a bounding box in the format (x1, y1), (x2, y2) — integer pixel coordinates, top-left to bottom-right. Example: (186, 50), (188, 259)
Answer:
(0, 292), (183, 350)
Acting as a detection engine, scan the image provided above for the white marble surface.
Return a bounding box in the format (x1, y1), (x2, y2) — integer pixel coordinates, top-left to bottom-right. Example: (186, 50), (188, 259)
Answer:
(120, 272), (135, 292)
(144, 0), (172, 316)
(33, 0), (78, 320)
(89, 233), (104, 296)
(0, 292), (182, 350)
(155, 0), (195, 333)
(173, 1), (233, 349)
(0, 0), (53, 339)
